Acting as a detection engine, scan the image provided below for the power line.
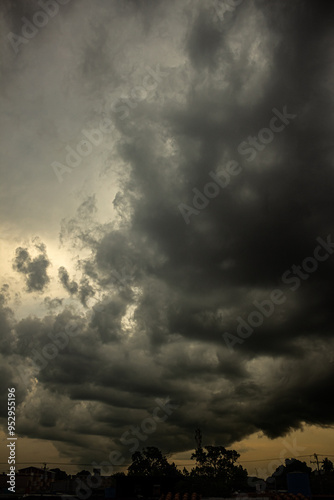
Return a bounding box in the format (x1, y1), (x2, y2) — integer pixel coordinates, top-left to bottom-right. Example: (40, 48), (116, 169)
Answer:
(0, 463), (127, 466)
(241, 454), (315, 463)
(162, 454), (325, 464)
(1, 454), (333, 468)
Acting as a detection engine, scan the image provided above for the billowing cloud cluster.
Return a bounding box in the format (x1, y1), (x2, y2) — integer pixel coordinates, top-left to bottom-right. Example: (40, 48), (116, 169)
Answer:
(13, 241), (50, 293)
(58, 267), (78, 295)
(1, 0), (334, 468)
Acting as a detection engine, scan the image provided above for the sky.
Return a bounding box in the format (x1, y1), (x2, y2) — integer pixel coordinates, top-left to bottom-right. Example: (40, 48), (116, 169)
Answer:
(1, 0), (334, 479)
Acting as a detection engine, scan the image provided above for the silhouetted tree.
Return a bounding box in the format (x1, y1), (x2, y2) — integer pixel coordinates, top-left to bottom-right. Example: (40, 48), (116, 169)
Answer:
(322, 458), (334, 474)
(76, 470), (91, 476)
(183, 467), (190, 477)
(128, 446), (181, 477)
(315, 457), (334, 494)
(190, 445), (248, 495)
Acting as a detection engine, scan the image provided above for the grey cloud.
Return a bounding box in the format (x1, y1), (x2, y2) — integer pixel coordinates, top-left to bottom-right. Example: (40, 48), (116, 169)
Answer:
(0, 293), (15, 356)
(44, 296), (64, 310)
(58, 266), (79, 295)
(90, 298), (128, 343)
(78, 277), (95, 307)
(12, 243), (50, 293)
(2, 0), (334, 467)
(186, 7), (223, 70)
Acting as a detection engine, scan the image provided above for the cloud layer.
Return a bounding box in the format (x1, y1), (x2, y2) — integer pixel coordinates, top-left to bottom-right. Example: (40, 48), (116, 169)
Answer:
(1, 0), (334, 468)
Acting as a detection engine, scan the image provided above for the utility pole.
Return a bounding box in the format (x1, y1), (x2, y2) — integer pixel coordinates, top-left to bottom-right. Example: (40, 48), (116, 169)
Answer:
(311, 454), (320, 473)
(195, 428), (202, 450)
(311, 454), (322, 493)
(43, 463), (48, 491)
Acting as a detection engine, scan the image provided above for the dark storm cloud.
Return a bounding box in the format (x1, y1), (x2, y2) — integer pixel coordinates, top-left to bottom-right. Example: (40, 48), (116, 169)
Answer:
(58, 266), (79, 295)
(0, 296), (28, 420)
(0, 292), (15, 356)
(58, 255), (97, 306)
(12, 242), (50, 293)
(74, 0), (334, 438)
(186, 7), (223, 70)
(46, 0), (334, 451)
(1, 0), (41, 40)
(2, 0), (334, 466)
(78, 277), (95, 307)
(90, 297), (128, 343)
